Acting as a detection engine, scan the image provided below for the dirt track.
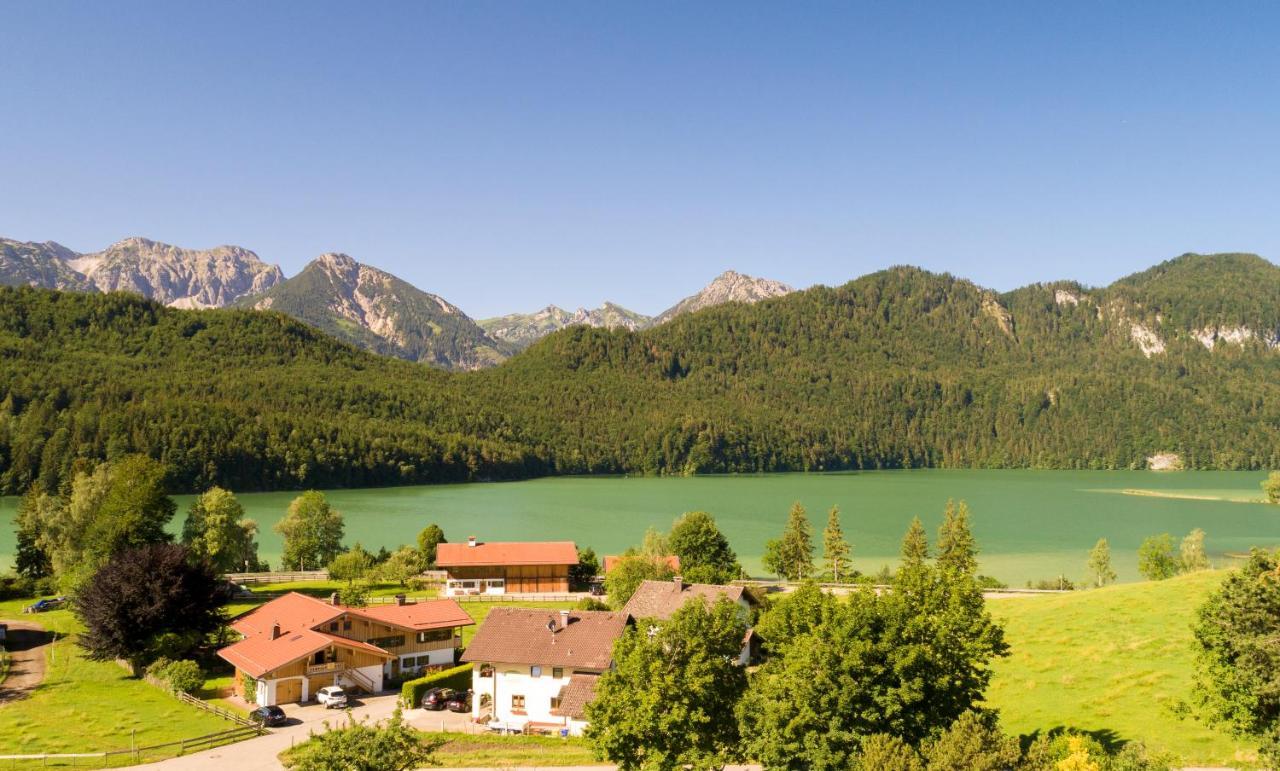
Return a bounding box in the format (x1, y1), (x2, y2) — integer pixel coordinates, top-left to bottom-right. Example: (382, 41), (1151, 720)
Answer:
(0, 619), (52, 704)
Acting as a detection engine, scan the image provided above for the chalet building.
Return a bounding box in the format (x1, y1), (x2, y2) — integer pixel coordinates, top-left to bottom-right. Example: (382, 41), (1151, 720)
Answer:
(461, 607), (629, 735)
(621, 577), (760, 664)
(218, 592), (472, 706)
(436, 537), (578, 596)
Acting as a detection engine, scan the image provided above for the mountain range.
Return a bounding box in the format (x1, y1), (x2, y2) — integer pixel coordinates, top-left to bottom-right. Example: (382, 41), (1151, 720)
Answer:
(0, 236), (791, 370)
(2, 250), (1280, 495)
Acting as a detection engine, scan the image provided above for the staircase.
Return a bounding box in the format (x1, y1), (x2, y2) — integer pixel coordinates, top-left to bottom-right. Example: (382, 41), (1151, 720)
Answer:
(338, 666), (378, 694)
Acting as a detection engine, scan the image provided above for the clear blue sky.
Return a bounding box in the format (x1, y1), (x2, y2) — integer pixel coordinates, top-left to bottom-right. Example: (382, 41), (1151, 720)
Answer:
(2, 2), (1278, 318)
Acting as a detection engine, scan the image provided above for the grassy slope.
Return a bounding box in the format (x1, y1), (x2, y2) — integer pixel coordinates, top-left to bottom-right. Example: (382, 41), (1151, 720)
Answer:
(0, 599), (231, 757)
(986, 570), (1256, 767)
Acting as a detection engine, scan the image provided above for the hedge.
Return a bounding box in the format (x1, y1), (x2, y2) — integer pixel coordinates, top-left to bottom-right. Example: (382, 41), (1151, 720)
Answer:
(401, 663), (473, 707)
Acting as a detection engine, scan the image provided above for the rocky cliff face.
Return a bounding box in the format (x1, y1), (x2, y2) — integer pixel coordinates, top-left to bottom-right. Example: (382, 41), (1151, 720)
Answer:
(0, 239), (95, 292)
(0, 236), (282, 307)
(248, 253), (509, 370)
(77, 237), (283, 308)
(480, 302), (652, 350)
(653, 270), (794, 325)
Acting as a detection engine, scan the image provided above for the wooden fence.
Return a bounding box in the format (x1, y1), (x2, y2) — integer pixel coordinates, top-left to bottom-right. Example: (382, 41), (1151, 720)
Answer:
(223, 569), (329, 584)
(0, 724), (264, 768)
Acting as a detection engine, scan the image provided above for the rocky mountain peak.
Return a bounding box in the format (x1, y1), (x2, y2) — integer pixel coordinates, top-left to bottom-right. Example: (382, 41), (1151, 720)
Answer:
(654, 270), (794, 325)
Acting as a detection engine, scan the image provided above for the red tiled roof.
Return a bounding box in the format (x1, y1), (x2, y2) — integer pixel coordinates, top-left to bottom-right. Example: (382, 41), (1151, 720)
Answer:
(461, 608), (628, 669)
(230, 592), (343, 638)
(621, 579), (751, 622)
(436, 540), (578, 567)
(353, 600), (474, 631)
(315, 632), (396, 659)
(551, 673), (600, 719)
(219, 628), (331, 678)
(602, 555), (681, 574)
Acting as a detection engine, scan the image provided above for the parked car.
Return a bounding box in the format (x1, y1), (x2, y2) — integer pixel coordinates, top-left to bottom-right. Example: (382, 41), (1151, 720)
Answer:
(315, 685), (348, 708)
(218, 581), (254, 600)
(589, 580), (605, 596)
(421, 687), (455, 711)
(25, 596), (66, 613)
(445, 690), (471, 713)
(249, 705), (287, 727)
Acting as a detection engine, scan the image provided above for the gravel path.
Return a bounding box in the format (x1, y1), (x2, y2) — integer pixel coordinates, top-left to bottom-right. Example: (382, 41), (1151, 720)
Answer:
(0, 619), (52, 705)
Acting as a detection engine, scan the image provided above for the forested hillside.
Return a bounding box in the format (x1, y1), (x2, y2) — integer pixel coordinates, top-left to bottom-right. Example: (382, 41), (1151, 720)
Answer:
(3, 253), (1280, 495)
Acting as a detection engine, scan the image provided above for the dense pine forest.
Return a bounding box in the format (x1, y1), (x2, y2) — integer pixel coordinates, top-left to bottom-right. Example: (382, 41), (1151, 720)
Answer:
(3, 252), (1280, 495)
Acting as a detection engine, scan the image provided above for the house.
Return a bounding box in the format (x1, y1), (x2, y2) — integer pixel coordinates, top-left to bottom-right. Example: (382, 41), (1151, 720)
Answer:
(218, 592), (473, 706)
(601, 554), (681, 573)
(436, 537), (578, 597)
(460, 607), (630, 735)
(621, 576), (760, 664)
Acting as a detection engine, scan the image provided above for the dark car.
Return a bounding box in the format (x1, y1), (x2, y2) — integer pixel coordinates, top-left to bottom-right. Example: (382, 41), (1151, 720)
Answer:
(445, 690), (472, 713)
(25, 596), (67, 613)
(249, 705), (287, 727)
(421, 687), (454, 711)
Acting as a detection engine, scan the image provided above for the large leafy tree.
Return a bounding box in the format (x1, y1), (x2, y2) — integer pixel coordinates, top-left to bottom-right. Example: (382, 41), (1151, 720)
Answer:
(762, 502), (814, 581)
(738, 521), (1008, 770)
(1137, 533), (1178, 580)
(328, 543), (375, 583)
(375, 546), (424, 587)
(604, 554), (676, 609)
(585, 598), (748, 770)
(181, 486), (261, 573)
(32, 456), (176, 588)
(667, 511), (741, 584)
(753, 581), (838, 658)
(821, 505), (851, 582)
(74, 543), (226, 670)
(276, 491), (345, 570)
(283, 706), (443, 771)
(1191, 548), (1280, 765)
(14, 485), (53, 580)
(569, 546), (600, 589)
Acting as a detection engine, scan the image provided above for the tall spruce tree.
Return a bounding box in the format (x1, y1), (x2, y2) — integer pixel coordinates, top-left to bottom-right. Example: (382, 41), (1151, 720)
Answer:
(936, 499), (977, 575)
(901, 517), (930, 571)
(763, 502), (815, 581)
(822, 505), (852, 582)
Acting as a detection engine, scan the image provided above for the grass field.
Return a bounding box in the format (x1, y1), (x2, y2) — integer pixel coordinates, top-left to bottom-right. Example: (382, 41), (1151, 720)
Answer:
(986, 570), (1258, 768)
(0, 598), (234, 760)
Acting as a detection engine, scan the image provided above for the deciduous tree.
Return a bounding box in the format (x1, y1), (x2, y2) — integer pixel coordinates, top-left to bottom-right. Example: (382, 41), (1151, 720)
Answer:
(569, 546), (599, 589)
(1085, 538), (1117, 588)
(604, 554), (676, 609)
(667, 511), (741, 584)
(376, 546), (424, 587)
(181, 486), (261, 573)
(1180, 527), (1211, 572)
(283, 706), (443, 771)
(1262, 471), (1280, 504)
(276, 491), (344, 571)
(416, 524), (446, 567)
(1137, 533), (1178, 580)
(74, 543), (225, 670)
(329, 543), (374, 583)
(585, 598), (748, 770)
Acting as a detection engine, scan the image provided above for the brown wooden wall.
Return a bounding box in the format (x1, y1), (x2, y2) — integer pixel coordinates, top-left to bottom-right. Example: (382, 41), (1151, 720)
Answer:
(446, 564), (570, 593)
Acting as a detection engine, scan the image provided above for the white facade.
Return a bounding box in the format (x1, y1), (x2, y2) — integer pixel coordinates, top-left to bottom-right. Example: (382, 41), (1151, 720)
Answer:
(469, 662), (590, 736)
(443, 578), (506, 597)
(255, 663), (385, 707)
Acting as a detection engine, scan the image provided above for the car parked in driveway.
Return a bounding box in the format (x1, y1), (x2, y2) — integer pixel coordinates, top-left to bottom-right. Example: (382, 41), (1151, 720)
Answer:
(315, 685), (348, 708)
(445, 690), (471, 713)
(249, 705), (287, 727)
(24, 596), (67, 613)
(421, 687), (454, 711)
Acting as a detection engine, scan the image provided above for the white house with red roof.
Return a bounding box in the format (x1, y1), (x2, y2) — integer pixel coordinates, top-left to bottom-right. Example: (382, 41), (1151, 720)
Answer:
(218, 592), (473, 706)
(435, 537), (579, 596)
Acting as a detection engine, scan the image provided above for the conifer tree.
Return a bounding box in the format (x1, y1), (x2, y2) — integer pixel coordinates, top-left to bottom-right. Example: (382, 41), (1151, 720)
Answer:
(822, 505), (852, 582)
(937, 499), (977, 575)
(763, 502), (815, 581)
(901, 516), (930, 570)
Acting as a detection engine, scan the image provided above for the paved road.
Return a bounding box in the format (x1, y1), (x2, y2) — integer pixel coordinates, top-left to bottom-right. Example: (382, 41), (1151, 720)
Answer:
(0, 620), (51, 705)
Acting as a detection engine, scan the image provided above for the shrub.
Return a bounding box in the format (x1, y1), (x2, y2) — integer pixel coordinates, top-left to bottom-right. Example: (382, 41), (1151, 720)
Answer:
(853, 734), (923, 771)
(921, 710), (1020, 771)
(400, 663), (471, 707)
(242, 671), (259, 704)
(575, 597), (609, 611)
(148, 658), (204, 694)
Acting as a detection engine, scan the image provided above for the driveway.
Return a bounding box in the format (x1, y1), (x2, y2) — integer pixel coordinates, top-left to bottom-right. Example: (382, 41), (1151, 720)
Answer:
(136, 694), (479, 771)
(0, 620), (52, 705)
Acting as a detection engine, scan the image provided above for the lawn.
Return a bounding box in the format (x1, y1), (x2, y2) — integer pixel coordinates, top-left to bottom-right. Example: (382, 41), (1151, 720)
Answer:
(985, 570), (1258, 768)
(280, 729), (598, 768)
(0, 598), (235, 761)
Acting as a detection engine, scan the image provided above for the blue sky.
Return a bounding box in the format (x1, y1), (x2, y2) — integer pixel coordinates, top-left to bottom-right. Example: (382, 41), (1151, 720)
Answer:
(2, 2), (1278, 317)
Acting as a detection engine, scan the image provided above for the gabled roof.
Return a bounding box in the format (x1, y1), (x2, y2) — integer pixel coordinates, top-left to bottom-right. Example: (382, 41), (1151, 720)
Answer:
(552, 673), (600, 719)
(461, 608), (627, 669)
(356, 601), (474, 631)
(621, 579), (752, 622)
(230, 592), (344, 638)
(436, 540), (578, 567)
(602, 554), (681, 574)
(218, 628), (394, 678)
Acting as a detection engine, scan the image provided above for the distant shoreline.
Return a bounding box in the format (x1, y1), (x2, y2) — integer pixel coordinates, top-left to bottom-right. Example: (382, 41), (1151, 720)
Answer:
(1100, 488), (1265, 504)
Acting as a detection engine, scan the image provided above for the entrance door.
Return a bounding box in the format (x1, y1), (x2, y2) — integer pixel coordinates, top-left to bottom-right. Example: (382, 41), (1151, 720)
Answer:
(276, 678), (302, 704)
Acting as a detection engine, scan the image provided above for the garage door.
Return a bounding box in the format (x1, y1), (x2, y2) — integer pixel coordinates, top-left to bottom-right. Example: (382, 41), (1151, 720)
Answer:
(276, 678), (302, 704)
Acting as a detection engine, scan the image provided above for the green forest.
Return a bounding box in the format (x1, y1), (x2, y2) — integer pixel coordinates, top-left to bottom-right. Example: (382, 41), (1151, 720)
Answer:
(4, 252), (1280, 495)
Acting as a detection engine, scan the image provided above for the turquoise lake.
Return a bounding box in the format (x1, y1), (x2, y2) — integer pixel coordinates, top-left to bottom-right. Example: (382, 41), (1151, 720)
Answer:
(2, 470), (1278, 584)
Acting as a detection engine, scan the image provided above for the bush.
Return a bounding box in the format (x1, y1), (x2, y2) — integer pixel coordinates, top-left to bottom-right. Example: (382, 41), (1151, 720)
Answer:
(242, 671), (259, 704)
(400, 663), (472, 707)
(575, 597), (609, 611)
(853, 734), (923, 771)
(148, 658), (204, 694)
(1027, 576), (1076, 591)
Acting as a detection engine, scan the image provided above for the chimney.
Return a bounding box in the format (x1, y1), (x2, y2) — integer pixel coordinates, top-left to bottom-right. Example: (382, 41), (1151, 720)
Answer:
(395, 594), (407, 606)
(673, 575), (684, 591)
(330, 592), (340, 606)
(559, 609), (570, 628)
(271, 622), (281, 640)
(467, 536), (477, 548)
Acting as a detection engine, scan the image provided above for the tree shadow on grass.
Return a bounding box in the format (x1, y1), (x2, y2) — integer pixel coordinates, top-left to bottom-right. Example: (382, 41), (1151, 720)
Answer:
(1019, 725), (1126, 754)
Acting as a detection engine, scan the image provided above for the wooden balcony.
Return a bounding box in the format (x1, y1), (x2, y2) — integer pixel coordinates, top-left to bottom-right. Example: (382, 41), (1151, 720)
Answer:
(306, 661), (342, 676)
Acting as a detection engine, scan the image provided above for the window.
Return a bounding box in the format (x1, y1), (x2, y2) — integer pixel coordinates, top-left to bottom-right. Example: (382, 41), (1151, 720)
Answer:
(417, 629), (452, 643)
(329, 621), (339, 632)
(343, 620), (352, 631)
(530, 666), (542, 678)
(367, 635), (406, 649)
(479, 665), (494, 678)
(552, 667), (563, 679)
(550, 696), (562, 710)
(511, 695), (526, 713)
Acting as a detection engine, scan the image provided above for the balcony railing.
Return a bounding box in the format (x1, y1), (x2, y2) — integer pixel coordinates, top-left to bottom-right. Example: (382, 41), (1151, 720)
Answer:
(306, 661), (342, 676)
